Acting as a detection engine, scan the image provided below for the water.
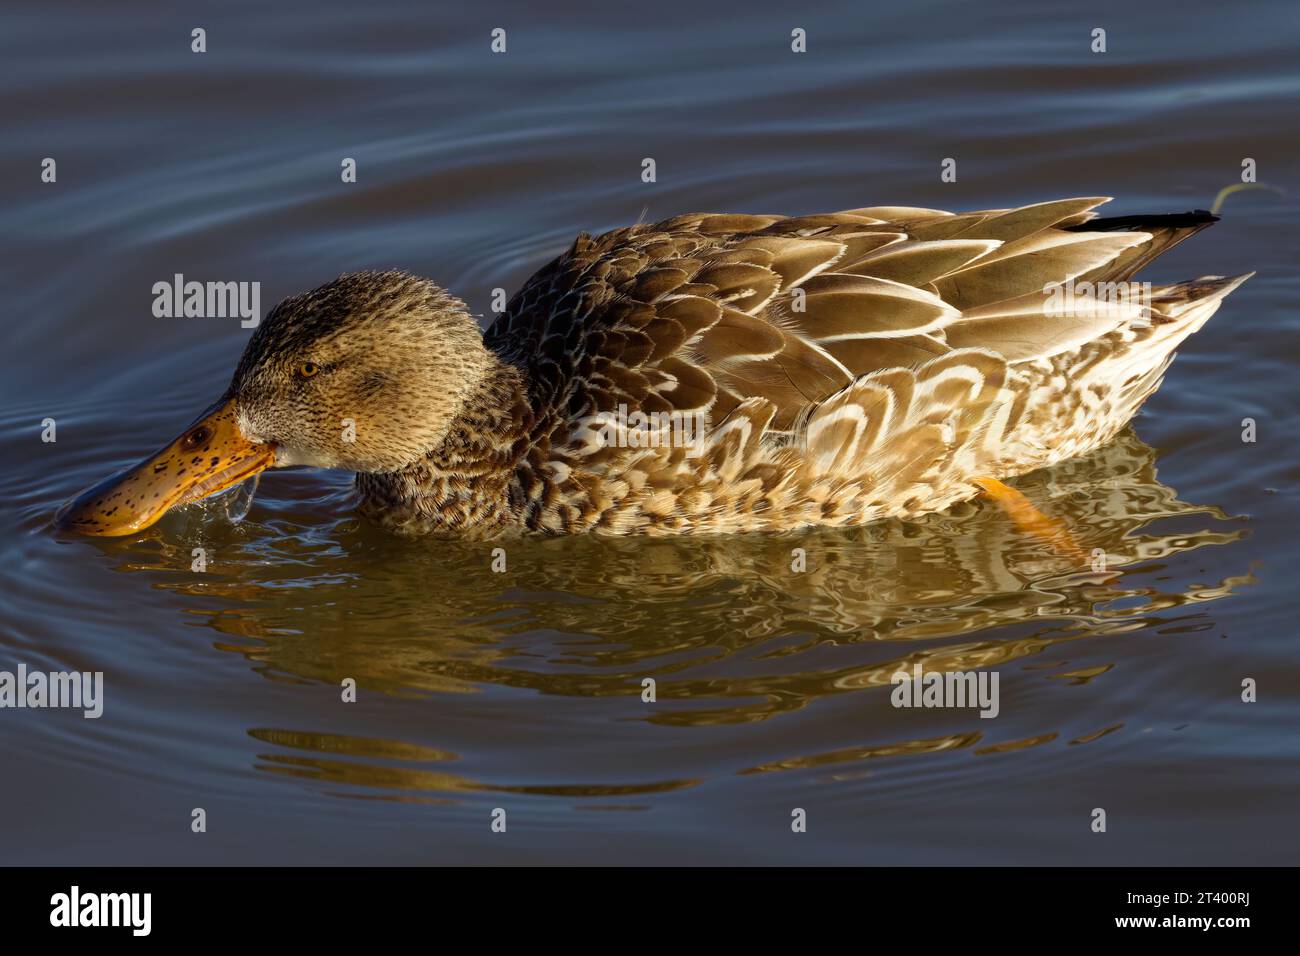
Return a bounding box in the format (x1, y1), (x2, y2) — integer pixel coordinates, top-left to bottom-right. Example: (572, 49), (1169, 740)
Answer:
(1, 0), (1297, 864)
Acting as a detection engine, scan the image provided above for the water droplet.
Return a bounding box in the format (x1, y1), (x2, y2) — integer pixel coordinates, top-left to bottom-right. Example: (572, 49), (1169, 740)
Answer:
(219, 474), (260, 524)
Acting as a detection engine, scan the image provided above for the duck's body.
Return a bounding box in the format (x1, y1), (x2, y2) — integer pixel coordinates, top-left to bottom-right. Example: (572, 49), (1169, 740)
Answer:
(360, 198), (1248, 537)
(60, 197), (1251, 539)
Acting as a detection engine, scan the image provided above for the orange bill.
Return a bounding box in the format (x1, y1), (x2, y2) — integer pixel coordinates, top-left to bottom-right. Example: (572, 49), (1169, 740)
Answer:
(56, 396), (276, 536)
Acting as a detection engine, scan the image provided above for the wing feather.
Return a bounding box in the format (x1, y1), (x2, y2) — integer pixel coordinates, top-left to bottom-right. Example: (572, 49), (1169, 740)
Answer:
(483, 199), (1212, 485)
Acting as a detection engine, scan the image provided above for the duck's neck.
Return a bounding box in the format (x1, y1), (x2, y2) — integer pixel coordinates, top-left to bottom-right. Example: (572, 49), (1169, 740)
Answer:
(356, 358), (534, 536)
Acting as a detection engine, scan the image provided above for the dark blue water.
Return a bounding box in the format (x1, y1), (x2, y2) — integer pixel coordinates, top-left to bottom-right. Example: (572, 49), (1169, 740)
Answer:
(1, 0), (1297, 864)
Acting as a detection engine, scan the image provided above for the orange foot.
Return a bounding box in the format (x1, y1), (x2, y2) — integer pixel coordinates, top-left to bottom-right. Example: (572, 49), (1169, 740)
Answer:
(973, 477), (1087, 564)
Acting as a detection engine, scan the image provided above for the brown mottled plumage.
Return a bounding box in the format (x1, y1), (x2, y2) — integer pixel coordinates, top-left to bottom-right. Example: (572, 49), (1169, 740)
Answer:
(59, 197), (1251, 538)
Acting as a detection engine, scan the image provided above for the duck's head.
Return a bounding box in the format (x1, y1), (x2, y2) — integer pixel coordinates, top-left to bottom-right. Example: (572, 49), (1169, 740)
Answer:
(58, 271), (490, 536)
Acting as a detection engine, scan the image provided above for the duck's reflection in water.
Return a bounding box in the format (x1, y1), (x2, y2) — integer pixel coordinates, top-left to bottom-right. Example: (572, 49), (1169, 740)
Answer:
(95, 430), (1251, 797)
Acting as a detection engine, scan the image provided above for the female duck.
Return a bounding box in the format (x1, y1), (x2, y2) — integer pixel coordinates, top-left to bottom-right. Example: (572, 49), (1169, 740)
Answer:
(59, 197), (1249, 538)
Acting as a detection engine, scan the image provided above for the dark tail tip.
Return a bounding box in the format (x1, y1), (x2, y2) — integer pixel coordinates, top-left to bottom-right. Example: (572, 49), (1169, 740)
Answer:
(1065, 209), (1219, 233)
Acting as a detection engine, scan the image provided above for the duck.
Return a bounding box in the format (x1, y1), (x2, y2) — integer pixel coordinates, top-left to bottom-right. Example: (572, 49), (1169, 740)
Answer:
(58, 196), (1251, 539)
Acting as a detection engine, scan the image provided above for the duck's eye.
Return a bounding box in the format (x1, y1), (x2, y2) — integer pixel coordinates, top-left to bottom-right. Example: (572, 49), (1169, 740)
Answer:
(297, 362), (320, 379)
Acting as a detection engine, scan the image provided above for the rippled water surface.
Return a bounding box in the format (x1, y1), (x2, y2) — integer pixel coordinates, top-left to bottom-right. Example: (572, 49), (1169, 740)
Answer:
(2, 0), (1298, 864)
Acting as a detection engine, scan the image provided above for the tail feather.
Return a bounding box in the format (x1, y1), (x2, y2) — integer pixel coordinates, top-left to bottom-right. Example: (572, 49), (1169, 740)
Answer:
(1151, 272), (1254, 319)
(1068, 210), (1219, 283)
